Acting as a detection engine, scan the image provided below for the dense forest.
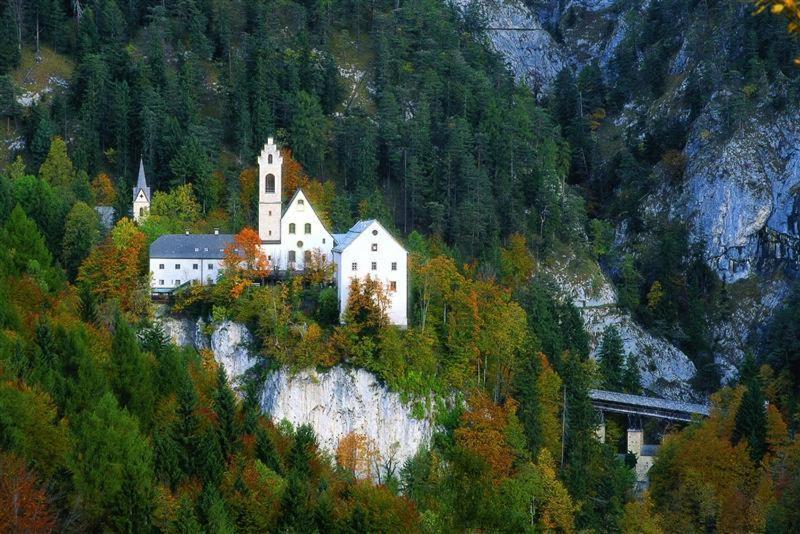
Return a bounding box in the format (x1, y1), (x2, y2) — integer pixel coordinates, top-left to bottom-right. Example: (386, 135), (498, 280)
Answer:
(1, 0), (800, 532)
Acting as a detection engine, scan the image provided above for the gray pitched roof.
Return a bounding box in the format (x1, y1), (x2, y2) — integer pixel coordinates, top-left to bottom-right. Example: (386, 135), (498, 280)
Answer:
(589, 389), (710, 417)
(150, 233), (235, 259)
(332, 220), (405, 253)
(132, 159), (151, 203)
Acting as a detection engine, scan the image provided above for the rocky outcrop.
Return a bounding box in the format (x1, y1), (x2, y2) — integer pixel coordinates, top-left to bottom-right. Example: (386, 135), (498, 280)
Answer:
(544, 253), (698, 400)
(261, 367), (434, 478)
(456, 0), (565, 95)
(680, 108), (800, 282)
(158, 315), (434, 473)
(210, 321), (257, 384)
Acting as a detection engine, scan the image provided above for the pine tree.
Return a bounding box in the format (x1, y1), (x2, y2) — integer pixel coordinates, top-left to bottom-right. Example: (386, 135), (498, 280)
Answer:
(62, 202), (101, 280)
(255, 426), (282, 474)
(0, 5), (20, 75)
(598, 326), (626, 391)
(110, 316), (155, 426)
(213, 366), (238, 460)
(733, 376), (767, 463)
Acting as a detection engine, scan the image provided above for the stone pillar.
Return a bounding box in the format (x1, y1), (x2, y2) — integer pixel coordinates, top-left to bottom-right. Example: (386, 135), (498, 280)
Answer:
(627, 427), (643, 457)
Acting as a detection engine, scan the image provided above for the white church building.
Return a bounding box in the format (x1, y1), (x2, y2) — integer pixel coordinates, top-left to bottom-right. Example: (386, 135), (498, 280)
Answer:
(143, 138), (408, 326)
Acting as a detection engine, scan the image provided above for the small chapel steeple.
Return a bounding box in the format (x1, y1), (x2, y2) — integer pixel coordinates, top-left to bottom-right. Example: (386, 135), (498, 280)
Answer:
(132, 158), (151, 223)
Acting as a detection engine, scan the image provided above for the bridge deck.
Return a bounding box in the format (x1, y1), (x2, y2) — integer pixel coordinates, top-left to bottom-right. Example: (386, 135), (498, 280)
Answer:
(590, 389), (709, 422)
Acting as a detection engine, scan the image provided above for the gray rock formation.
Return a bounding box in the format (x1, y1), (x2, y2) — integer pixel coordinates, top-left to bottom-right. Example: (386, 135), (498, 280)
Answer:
(158, 315), (435, 474)
(456, 0), (565, 95)
(261, 367), (434, 478)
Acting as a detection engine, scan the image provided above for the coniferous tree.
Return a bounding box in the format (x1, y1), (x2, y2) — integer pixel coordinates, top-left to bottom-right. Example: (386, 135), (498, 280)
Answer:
(110, 316), (155, 426)
(213, 366), (238, 460)
(733, 375), (768, 463)
(0, 5), (20, 75)
(598, 326), (625, 391)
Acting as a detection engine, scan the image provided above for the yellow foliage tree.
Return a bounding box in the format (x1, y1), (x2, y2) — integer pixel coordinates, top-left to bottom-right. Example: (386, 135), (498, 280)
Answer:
(336, 432), (381, 480)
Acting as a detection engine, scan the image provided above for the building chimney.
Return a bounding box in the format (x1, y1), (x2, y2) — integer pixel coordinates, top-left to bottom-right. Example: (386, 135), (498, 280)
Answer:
(214, 228), (219, 235)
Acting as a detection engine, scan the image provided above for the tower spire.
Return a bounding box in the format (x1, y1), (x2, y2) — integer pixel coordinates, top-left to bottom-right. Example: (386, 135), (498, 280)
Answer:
(132, 157), (151, 223)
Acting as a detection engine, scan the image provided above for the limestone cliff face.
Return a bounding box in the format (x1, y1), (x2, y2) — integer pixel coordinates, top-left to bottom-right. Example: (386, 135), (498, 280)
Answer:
(159, 316), (434, 474)
(261, 367), (434, 477)
(679, 107), (800, 282)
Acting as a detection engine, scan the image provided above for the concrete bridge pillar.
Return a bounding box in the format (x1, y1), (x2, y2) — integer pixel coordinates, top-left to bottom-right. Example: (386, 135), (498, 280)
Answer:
(627, 427), (643, 458)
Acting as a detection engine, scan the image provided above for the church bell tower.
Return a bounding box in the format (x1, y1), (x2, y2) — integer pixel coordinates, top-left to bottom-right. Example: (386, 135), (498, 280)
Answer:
(258, 138), (283, 243)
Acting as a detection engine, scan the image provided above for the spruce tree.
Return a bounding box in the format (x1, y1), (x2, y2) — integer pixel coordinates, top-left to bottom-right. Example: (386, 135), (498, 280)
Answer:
(598, 326), (625, 390)
(0, 5), (21, 75)
(733, 376), (767, 463)
(212, 366), (238, 460)
(110, 316), (155, 426)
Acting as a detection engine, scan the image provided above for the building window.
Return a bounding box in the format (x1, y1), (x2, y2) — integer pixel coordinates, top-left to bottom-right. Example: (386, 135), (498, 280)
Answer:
(289, 223), (296, 234)
(208, 264), (214, 270)
(304, 250), (312, 263)
(139, 207), (144, 216)
(193, 264), (199, 270)
(323, 238), (326, 244)
(268, 154), (273, 164)
(204, 247), (208, 252)
(391, 262), (397, 271)
(372, 229), (378, 236)
(304, 223), (311, 234)
(389, 281), (397, 292)
(352, 262), (357, 271)
(159, 264), (164, 270)
(371, 243), (378, 251)
(265, 173), (276, 193)
(297, 241), (303, 248)
(194, 247), (199, 252)
(371, 262), (377, 270)
(288, 250), (296, 264)
(175, 280), (181, 286)
(175, 264), (181, 269)
(269, 210), (272, 216)
(158, 279), (164, 286)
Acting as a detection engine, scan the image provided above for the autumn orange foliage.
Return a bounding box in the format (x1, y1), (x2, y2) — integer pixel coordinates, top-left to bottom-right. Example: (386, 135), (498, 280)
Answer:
(78, 218), (148, 315)
(223, 227), (272, 284)
(336, 432), (381, 480)
(455, 393), (521, 482)
(0, 453), (57, 533)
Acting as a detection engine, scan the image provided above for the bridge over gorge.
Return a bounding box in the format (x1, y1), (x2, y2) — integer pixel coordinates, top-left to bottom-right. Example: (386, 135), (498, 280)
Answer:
(589, 389), (710, 488)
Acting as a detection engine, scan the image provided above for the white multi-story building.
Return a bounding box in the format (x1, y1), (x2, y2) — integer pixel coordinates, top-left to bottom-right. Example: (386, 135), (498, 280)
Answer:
(147, 138), (407, 325)
(333, 220), (408, 327)
(149, 230), (231, 289)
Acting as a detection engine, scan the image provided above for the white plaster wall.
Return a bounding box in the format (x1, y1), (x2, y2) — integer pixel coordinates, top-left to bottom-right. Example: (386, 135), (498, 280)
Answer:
(150, 257), (223, 288)
(258, 140), (283, 242)
(263, 190), (333, 272)
(336, 222), (408, 326)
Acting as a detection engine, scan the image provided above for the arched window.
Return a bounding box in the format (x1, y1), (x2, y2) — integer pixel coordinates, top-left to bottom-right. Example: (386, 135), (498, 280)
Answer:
(304, 223), (311, 234)
(304, 250), (312, 263)
(288, 250), (296, 265)
(289, 223), (296, 234)
(265, 173), (275, 193)
(139, 207), (144, 216)
(268, 154), (273, 164)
